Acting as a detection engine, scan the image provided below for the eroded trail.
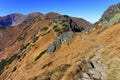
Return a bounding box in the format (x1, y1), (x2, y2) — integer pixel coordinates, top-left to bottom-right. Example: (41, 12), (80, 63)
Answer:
(81, 33), (108, 80)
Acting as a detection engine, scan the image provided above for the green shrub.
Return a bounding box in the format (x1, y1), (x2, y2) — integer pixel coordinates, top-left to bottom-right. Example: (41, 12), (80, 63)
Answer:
(41, 27), (48, 31)
(35, 50), (47, 61)
(48, 23), (52, 26)
(32, 36), (39, 43)
(17, 36), (24, 41)
(62, 20), (67, 23)
(54, 28), (61, 32)
(54, 64), (71, 73)
(41, 61), (52, 69)
(62, 24), (68, 27)
(24, 43), (30, 49)
(41, 30), (51, 36)
(53, 25), (61, 33)
(53, 25), (57, 29)
(17, 33), (27, 41)
(12, 66), (17, 72)
(0, 54), (17, 74)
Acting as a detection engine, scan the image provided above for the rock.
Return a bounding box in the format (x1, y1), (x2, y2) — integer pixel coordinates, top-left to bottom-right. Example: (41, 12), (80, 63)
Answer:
(59, 31), (74, 43)
(70, 21), (84, 32)
(53, 37), (61, 49)
(47, 44), (56, 53)
(98, 3), (120, 27)
(82, 73), (90, 78)
(47, 36), (61, 53)
(81, 78), (93, 80)
(100, 72), (108, 80)
(87, 62), (95, 69)
(53, 15), (84, 32)
(82, 60), (94, 69)
(47, 31), (73, 53)
(101, 5), (120, 20)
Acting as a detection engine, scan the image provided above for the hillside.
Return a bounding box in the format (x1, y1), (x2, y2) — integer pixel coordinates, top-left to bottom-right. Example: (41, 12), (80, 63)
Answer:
(0, 12), (91, 52)
(0, 3), (120, 80)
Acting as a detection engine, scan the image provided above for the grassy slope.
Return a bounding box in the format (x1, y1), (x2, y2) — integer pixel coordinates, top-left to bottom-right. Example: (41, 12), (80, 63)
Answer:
(0, 21), (120, 80)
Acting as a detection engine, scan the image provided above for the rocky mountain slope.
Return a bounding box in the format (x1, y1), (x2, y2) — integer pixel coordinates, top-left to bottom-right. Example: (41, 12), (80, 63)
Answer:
(0, 12), (91, 52)
(98, 2), (120, 27)
(0, 2), (120, 80)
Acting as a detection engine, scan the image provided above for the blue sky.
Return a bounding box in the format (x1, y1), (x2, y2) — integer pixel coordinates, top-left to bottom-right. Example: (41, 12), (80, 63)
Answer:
(0, 0), (120, 23)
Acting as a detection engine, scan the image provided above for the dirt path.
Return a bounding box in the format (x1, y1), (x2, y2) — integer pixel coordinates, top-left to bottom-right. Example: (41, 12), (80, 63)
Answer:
(80, 33), (108, 80)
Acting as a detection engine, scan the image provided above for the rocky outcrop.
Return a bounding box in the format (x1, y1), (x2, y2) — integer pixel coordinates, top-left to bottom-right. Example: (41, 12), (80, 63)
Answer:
(47, 15), (83, 53)
(47, 31), (73, 53)
(98, 3), (120, 27)
(53, 15), (84, 32)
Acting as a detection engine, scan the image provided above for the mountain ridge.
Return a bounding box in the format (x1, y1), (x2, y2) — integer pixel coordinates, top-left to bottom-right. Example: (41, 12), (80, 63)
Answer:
(0, 12), (91, 27)
(0, 13), (91, 53)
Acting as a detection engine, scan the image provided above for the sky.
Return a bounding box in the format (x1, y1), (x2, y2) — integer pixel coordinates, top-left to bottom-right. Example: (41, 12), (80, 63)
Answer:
(0, 0), (120, 23)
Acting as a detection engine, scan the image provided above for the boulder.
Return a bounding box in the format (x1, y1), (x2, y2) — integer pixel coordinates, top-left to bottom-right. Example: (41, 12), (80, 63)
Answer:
(59, 31), (74, 43)
(47, 44), (56, 53)
(47, 31), (73, 53)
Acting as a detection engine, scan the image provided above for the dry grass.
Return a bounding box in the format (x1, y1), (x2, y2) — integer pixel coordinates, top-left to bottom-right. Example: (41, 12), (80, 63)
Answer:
(0, 21), (120, 80)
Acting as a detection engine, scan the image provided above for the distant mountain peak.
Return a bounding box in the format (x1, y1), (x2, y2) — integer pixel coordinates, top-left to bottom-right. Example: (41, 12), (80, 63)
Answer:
(28, 12), (44, 16)
(1, 13), (24, 17)
(0, 13), (26, 27)
(45, 12), (61, 19)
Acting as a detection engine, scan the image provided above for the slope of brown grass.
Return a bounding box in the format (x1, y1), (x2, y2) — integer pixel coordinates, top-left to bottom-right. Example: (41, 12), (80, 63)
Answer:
(0, 17), (120, 80)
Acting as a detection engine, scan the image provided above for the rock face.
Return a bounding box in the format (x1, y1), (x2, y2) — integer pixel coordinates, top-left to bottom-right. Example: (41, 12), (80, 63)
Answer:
(47, 15), (82, 53)
(98, 3), (120, 27)
(53, 15), (85, 32)
(47, 31), (74, 53)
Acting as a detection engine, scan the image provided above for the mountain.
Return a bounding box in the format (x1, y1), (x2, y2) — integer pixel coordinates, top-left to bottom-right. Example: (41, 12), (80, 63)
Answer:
(0, 13), (94, 80)
(0, 12), (44, 27)
(0, 12), (91, 52)
(0, 12), (91, 27)
(0, 13), (26, 26)
(98, 2), (120, 27)
(0, 2), (120, 80)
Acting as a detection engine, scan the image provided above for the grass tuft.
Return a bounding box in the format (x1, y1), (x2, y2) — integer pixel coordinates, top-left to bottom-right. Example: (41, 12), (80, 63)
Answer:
(35, 50), (47, 61)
